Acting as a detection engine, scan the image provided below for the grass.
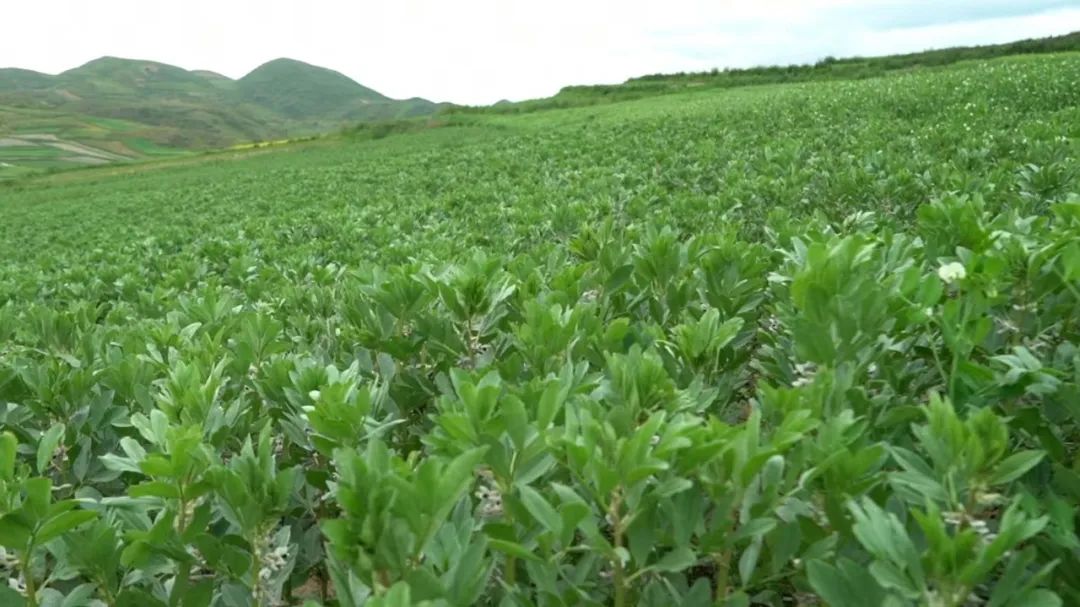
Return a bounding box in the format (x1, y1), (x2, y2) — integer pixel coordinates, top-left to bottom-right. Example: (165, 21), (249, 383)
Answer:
(123, 137), (187, 156)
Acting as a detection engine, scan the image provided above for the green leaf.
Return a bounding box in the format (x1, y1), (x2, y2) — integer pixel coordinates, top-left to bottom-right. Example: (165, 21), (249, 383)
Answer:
(653, 477), (693, 498)
(738, 537), (762, 587)
(60, 584), (97, 607)
(119, 436), (148, 462)
(37, 509), (97, 544)
(889, 470), (947, 504)
(535, 379), (566, 430)
(652, 546), (696, 572)
(712, 316), (744, 351)
(501, 396), (530, 450)
(518, 485), (562, 537)
(0, 584), (26, 606)
(1007, 589), (1062, 607)
(682, 579), (713, 607)
(129, 481), (182, 499)
(0, 514), (32, 551)
(36, 422), (65, 474)
(403, 567), (445, 602)
(988, 450), (1044, 485)
(488, 539), (542, 562)
(139, 455), (175, 478)
(807, 558), (890, 607)
(889, 446), (934, 477)
(179, 579), (214, 607)
(24, 477), (52, 521)
(605, 264), (635, 294)
(732, 518), (777, 543)
(116, 588), (167, 607)
(382, 582), (412, 607)
(723, 591), (751, 607)
(0, 432), (17, 481)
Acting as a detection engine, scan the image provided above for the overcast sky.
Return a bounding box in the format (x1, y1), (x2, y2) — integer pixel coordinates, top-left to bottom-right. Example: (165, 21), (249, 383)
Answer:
(3, 1), (1079, 105)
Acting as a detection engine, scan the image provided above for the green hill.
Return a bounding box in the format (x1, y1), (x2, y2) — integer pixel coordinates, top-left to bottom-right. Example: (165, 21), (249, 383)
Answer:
(458, 29), (1080, 114)
(0, 67), (53, 92)
(0, 56), (443, 173)
(237, 58), (387, 118)
(237, 58), (440, 128)
(57, 56), (232, 97)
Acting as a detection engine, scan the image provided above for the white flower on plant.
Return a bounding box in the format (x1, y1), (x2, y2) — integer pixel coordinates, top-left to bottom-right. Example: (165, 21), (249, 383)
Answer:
(937, 261), (966, 284)
(792, 361), (817, 387)
(475, 483), (504, 518)
(0, 547), (16, 570)
(259, 545), (290, 581)
(7, 574), (26, 596)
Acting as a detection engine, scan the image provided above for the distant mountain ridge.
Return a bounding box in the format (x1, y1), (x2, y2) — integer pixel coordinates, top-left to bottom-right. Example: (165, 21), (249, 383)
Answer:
(0, 56), (443, 150)
(237, 58), (389, 119)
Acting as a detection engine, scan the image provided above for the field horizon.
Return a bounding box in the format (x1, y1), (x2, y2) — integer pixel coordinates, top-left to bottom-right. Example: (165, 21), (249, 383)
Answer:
(2, 29), (1078, 182)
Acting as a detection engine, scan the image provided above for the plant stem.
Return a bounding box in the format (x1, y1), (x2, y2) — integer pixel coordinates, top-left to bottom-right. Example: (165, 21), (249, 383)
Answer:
(715, 549), (731, 605)
(97, 575), (117, 607)
(251, 539), (263, 606)
(714, 506), (738, 605)
(610, 491), (627, 607)
(506, 555), (517, 587)
(928, 324), (950, 393)
(21, 556), (37, 607)
(501, 476), (517, 589)
(177, 493), (187, 535)
(374, 569), (392, 596)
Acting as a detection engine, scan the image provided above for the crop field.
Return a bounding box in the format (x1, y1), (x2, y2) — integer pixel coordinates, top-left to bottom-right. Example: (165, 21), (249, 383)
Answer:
(0, 106), (190, 178)
(0, 52), (1079, 607)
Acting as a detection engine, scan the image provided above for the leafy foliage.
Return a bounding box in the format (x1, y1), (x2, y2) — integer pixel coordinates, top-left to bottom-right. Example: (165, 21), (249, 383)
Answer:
(454, 31), (1080, 114)
(0, 52), (1078, 606)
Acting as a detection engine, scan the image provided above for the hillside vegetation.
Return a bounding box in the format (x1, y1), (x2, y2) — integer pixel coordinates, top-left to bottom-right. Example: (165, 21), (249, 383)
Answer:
(0, 57), (442, 175)
(0, 49), (1079, 606)
(464, 30), (1080, 114)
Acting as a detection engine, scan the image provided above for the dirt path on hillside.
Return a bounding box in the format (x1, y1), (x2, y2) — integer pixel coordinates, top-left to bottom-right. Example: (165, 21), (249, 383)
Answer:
(43, 140), (128, 160)
(0, 134), (130, 160)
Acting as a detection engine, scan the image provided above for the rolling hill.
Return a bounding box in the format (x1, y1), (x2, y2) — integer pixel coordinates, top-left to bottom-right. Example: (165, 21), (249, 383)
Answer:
(237, 58), (389, 119)
(457, 29), (1080, 114)
(0, 56), (443, 174)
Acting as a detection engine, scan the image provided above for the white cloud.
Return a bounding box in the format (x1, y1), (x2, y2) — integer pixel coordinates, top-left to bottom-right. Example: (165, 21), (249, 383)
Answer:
(1, 1), (1078, 105)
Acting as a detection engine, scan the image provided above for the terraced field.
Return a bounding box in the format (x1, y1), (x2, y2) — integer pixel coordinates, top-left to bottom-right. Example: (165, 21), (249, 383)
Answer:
(0, 53), (1078, 607)
(0, 106), (188, 178)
